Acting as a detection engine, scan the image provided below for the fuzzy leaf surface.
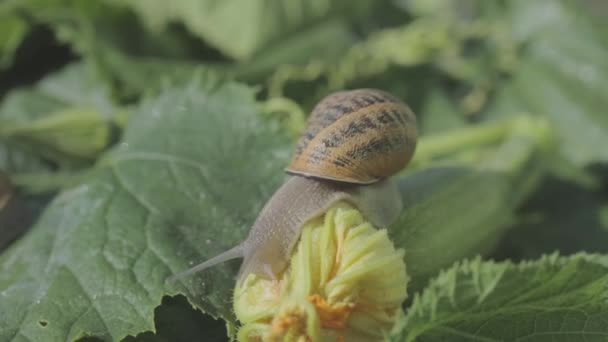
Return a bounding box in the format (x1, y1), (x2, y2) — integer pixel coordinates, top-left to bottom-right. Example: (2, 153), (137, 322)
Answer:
(0, 77), (291, 341)
(389, 254), (608, 341)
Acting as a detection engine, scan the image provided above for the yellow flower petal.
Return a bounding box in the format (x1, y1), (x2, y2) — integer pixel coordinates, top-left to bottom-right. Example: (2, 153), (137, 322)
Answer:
(234, 202), (408, 342)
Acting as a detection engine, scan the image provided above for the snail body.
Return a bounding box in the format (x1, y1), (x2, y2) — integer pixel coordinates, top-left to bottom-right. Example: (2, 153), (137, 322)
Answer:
(236, 175), (403, 279)
(169, 89), (417, 283)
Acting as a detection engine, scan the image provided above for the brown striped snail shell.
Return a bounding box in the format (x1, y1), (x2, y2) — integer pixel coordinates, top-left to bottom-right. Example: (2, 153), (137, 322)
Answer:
(168, 89), (417, 284)
(287, 88), (417, 184)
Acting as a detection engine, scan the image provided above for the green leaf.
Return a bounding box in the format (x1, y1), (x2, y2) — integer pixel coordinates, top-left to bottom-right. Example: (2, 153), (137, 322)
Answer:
(487, 0), (608, 167)
(489, 57), (608, 167)
(92, 16), (356, 109)
(389, 253), (608, 341)
(231, 18), (356, 82)
(0, 76), (291, 341)
(395, 116), (553, 291)
(17, 0), (360, 103)
(266, 18), (454, 101)
(5, 0), (207, 101)
(0, 14), (29, 70)
(112, 0), (374, 60)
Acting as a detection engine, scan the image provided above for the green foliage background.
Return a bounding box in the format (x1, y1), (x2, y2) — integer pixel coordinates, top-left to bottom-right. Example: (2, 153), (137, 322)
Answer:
(0, 0), (607, 341)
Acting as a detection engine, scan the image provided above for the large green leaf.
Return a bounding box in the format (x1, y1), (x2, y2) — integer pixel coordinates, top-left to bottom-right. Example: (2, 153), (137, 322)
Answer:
(10, 0), (362, 103)
(389, 253), (608, 341)
(0, 76), (291, 341)
(90, 16), (358, 106)
(110, 0), (374, 60)
(488, 56), (608, 168)
(487, 0), (608, 167)
(396, 116), (553, 290)
(0, 0), (206, 102)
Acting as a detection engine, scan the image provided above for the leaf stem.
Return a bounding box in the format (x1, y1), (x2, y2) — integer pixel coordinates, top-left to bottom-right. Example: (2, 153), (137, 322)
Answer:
(412, 119), (514, 166)
(411, 115), (548, 167)
(10, 170), (90, 194)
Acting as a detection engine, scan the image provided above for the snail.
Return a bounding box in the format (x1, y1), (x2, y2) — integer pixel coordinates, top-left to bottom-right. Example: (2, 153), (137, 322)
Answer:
(169, 89), (417, 283)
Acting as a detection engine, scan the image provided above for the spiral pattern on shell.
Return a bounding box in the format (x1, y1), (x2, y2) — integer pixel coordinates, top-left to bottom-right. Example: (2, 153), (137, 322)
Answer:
(286, 89), (418, 184)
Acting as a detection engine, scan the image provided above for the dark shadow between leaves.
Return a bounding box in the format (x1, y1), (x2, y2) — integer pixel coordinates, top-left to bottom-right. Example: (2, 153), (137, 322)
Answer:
(0, 171), (49, 252)
(121, 295), (228, 342)
(0, 25), (75, 99)
(74, 296), (229, 341)
(76, 338), (103, 342)
(492, 174), (608, 261)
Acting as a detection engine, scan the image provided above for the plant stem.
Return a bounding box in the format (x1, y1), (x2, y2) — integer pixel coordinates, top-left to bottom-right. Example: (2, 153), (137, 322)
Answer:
(411, 116), (531, 167)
